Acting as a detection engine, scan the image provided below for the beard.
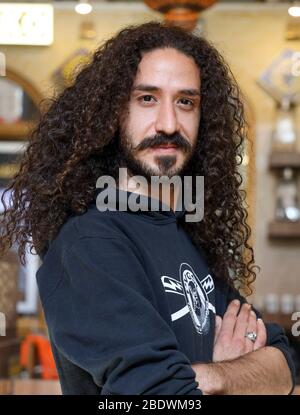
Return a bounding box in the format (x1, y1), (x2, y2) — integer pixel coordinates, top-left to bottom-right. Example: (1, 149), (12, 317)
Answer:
(117, 129), (197, 181)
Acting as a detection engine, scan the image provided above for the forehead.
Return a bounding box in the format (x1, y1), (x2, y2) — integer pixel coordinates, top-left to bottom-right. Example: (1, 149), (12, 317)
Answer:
(133, 47), (200, 89)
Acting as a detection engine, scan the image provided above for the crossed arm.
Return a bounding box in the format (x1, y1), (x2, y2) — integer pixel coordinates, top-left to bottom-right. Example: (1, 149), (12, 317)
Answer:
(191, 300), (294, 395)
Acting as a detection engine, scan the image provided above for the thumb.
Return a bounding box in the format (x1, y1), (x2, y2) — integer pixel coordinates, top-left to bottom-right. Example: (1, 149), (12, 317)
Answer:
(214, 315), (222, 345)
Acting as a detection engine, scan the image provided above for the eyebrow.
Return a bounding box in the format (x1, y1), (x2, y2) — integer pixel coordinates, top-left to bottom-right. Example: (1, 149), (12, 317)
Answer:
(132, 83), (201, 97)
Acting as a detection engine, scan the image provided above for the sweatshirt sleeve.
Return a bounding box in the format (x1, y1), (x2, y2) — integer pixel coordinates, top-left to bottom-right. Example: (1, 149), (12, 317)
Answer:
(218, 282), (296, 395)
(38, 235), (202, 395)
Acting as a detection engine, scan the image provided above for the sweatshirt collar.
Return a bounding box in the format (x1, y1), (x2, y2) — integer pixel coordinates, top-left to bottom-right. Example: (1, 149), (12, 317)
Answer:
(93, 186), (186, 222)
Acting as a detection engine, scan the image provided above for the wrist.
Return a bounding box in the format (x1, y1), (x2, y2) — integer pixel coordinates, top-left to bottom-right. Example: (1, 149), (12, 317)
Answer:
(192, 362), (227, 395)
(212, 362), (229, 394)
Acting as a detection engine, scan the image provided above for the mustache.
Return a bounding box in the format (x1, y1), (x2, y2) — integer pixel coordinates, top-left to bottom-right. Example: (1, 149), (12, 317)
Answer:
(134, 133), (192, 153)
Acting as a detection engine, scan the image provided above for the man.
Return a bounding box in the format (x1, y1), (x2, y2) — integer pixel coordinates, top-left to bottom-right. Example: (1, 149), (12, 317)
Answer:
(0, 22), (295, 394)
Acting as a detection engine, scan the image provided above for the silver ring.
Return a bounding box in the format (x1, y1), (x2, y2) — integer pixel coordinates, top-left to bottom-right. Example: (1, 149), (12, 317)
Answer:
(245, 331), (257, 343)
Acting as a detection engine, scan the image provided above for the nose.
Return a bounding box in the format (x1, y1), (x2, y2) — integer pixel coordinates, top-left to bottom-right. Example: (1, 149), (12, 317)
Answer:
(154, 98), (179, 136)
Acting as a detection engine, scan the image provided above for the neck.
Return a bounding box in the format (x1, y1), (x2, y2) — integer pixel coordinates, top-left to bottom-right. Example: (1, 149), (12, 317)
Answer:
(117, 170), (181, 212)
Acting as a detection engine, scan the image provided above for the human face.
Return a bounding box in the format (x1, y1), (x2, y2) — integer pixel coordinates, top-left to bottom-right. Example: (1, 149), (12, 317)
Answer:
(119, 47), (201, 179)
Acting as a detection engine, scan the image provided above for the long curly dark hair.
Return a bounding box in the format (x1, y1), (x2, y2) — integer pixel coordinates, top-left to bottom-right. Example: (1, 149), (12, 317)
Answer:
(0, 21), (257, 294)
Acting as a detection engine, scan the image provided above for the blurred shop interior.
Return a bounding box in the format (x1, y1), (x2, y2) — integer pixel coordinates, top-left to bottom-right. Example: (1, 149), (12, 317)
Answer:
(0, 0), (300, 395)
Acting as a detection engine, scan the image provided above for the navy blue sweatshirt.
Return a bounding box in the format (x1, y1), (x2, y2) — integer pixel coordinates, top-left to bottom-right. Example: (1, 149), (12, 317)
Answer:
(36, 187), (296, 395)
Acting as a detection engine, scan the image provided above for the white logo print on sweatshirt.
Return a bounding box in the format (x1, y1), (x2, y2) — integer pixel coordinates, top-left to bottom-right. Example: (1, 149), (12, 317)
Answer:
(161, 263), (215, 335)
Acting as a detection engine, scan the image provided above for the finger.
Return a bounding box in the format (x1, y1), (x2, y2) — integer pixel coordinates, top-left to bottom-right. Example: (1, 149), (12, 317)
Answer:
(218, 300), (240, 340)
(214, 315), (222, 345)
(244, 309), (257, 353)
(232, 302), (252, 342)
(254, 318), (267, 350)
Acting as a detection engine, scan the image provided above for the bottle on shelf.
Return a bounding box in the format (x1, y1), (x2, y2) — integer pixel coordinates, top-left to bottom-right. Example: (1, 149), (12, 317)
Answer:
(275, 167), (300, 221)
(272, 97), (297, 153)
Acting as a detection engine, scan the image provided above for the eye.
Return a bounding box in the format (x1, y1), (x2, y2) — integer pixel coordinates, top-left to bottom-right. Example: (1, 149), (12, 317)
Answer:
(137, 95), (195, 108)
(138, 95), (156, 103)
(179, 98), (194, 107)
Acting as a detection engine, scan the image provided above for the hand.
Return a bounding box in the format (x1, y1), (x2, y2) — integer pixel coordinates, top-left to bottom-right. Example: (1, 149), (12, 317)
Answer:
(213, 300), (267, 362)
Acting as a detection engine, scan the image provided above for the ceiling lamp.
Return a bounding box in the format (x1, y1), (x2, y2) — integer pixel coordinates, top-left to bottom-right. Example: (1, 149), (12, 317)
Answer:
(75, 0), (93, 15)
(143, 0), (217, 31)
(286, 2), (300, 40)
(288, 2), (300, 17)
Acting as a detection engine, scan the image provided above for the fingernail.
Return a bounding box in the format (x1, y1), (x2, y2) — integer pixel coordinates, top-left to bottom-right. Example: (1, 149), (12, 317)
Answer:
(233, 300), (240, 306)
(251, 310), (256, 317)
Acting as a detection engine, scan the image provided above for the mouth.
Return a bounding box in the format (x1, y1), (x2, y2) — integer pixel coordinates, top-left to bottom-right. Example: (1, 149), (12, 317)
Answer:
(150, 144), (179, 153)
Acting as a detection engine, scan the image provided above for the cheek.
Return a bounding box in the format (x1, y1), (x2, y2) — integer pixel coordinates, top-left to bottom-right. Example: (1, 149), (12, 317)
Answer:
(133, 105), (155, 126)
(128, 107), (154, 139)
(179, 112), (200, 142)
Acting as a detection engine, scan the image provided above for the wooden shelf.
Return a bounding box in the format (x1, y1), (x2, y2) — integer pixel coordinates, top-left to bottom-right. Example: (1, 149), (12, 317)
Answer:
(261, 312), (296, 330)
(0, 335), (21, 377)
(268, 220), (300, 239)
(269, 151), (300, 169)
(0, 122), (35, 140)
